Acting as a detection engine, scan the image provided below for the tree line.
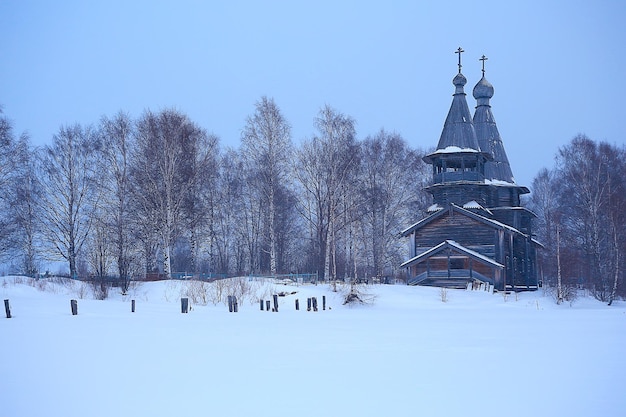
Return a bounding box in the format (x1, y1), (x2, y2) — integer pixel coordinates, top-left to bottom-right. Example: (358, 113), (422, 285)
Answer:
(1, 102), (623, 303)
(528, 135), (626, 304)
(0, 100), (430, 294)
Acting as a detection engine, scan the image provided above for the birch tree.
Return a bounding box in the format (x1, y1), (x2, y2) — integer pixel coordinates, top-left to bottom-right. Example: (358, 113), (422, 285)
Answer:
(530, 168), (559, 286)
(241, 97), (293, 275)
(358, 130), (424, 280)
(0, 108), (23, 258)
(132, 109), (218, 279)
(98, 112), (137, 292)
(211, 149), (244, 274)
(39, 124), (97, 279)
(10, 135), (42, 276)
(536, 135), (625, 303)
(294, 105), (358, 281)
(603, 143), (626, 305)
(1, 110), (39, 270)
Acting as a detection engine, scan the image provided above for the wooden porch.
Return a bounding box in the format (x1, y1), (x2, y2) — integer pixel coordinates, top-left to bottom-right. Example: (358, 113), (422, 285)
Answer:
(407, 268), (494, 289)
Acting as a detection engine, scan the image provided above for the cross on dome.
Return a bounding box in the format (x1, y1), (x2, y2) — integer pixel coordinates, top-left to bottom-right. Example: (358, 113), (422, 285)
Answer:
(479, 55), (488, 76)
(455, 47), (464, 73)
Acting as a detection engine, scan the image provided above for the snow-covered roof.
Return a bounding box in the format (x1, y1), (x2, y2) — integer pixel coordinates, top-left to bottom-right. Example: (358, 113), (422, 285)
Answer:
(462, 200), (482, 209)
(427, 204), (443, 213)
(484, 178), (517, 186)
(431, 146), (481, 154)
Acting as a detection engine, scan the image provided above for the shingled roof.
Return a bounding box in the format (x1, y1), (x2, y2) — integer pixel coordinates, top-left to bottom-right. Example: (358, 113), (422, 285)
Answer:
(473, 76), (516, 183)
(434, 72), (482, 152)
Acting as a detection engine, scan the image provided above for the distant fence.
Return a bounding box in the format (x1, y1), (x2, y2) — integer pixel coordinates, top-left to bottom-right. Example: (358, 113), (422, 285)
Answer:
(55, 272), (318, 284)
(247, 273), (319, 284)
(138, 272), (228, 282)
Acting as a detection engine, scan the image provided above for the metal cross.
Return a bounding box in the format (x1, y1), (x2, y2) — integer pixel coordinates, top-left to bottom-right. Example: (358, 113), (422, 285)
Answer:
(455, 47), (464, 73)
(480, 55), (488, 76)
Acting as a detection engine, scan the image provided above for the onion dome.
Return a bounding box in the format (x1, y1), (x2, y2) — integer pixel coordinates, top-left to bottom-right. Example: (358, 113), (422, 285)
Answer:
(453, 72), (467, 94)
(473, 77), (494, 105)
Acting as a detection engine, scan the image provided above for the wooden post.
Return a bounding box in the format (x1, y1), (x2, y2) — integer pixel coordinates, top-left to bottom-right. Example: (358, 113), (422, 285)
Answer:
(307, 297), (311, 311)
(4, 299), (11, 319)
(312, 297), (318, 312)
(181, 297), (189, 313)
(131, 299), (136, 313)
(70, 299), (78, 316)
(273, 294), (278, 312)
(266, 300), (271, 311)
(260, 299), (264, 311)
(226, 296), (238, 313)
(322, 295), (326, 311)
(295, 299), (299, 310)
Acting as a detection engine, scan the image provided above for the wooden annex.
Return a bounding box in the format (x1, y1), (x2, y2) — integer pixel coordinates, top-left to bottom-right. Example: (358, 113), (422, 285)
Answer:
(401, 50), (539, 291)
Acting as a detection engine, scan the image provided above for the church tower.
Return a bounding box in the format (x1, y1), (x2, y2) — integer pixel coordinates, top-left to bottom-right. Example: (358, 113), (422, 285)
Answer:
(422, 47), (493, 210)
(400, 49), (539, 291)
(471, 56), (534, 235)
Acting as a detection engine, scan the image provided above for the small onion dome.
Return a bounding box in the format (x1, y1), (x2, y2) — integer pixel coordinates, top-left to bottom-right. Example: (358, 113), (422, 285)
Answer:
(473, 76), (494, 102)
(453, 72), (467, 94)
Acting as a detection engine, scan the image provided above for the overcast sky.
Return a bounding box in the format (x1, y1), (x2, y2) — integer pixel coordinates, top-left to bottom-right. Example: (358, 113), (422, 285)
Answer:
(1, 0), (624, 188)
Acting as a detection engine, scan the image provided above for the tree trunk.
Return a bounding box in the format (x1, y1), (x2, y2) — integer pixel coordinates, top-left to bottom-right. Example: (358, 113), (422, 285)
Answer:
(556, 224), (563, 305)
(269, 188), (277, 276)
(609, 225), (620, 306)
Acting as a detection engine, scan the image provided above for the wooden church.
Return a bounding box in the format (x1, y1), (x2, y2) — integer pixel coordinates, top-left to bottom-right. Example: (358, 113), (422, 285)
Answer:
(401, 49), (540, 291)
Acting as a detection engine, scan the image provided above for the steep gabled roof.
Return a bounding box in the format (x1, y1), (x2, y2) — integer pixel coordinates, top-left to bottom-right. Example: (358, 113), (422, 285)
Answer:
(400, 239), (505, 269)
(400, 203), (527, 237)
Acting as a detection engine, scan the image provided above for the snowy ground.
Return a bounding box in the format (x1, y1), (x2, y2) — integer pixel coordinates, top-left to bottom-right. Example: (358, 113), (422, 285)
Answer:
(1, 276), (624, 417)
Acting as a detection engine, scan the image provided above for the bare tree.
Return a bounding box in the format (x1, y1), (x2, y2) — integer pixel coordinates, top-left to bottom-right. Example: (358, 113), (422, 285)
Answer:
(86, 210), (113, 299)
(98, 111), (137, 292)
(294, 105), (359, 282)
(38, 124), (98, 279)
(237, 160), (264, 274)
(358, 130), (425, 281)
(241, 97), (293, 275)
(210, 149), (244, 274)
(530, 168), (559, 286)
(0, 107), (24, 259)
(603, 143), (626, 305)
(131, 109), (218, 279)
(9, 135), (42, 276)
(535, 135), (625, 303)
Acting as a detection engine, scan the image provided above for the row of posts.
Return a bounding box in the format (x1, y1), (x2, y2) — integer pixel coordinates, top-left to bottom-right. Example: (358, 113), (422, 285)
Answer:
(2, 298), (135, 318)
(259, 295), (326, 312)
(3, 295), (327, 318)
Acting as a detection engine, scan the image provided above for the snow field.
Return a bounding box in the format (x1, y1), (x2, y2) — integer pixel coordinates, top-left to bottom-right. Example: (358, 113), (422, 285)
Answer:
(1, 277), (625, 417)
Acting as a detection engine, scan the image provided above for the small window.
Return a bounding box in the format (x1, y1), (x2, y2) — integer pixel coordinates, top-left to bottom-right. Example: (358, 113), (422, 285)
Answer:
(450, 258), (464, 269)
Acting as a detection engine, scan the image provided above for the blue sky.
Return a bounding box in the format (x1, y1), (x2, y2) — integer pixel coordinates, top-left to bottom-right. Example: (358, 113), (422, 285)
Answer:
(1, 0), (624, 188)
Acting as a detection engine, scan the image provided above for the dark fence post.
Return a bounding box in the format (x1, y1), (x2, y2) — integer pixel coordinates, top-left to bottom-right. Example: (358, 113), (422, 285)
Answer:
(307, 297), (311, 311)
(227, 295), (238, 313)
(181, 297), (189, 313)
(322, 295), (326, 311)
(70, 299), (78, 316)
(260, 299), (264, 311)
(4, 299), (11, 319)
(312, 297), (318, 312)
(131, 299), (136, 313)
(266, 300), (271, 311)
(273, 294), (278, 312)
(295, 299), (299, 311)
